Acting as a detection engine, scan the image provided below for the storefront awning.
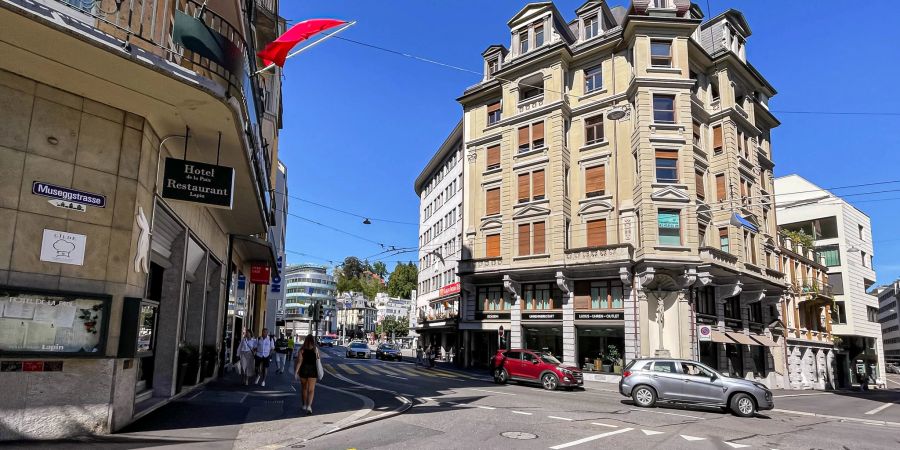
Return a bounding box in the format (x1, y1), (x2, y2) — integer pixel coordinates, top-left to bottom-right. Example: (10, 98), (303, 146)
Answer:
(710, 330), (736, 344)
(726, 331), (759, 346)
(751, 334), (779, 347)
(232, 234), (277, 266)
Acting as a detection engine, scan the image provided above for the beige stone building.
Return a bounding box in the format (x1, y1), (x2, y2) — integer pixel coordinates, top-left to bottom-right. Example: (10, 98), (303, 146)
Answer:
(0, 0), (283, 439)
(457, 1), (787, 386)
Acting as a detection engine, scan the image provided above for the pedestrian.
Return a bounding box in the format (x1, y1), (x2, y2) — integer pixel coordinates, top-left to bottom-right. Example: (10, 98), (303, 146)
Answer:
(275, 333), (289, 374)
(415, 346), (423, 367)
(294, 333), (320, 415)
(859, 370), (869, 391)
(287, 334), (295, 361)
(237, 329), (256, 386)
(254, 327), (274, 387)
(430, 346), (436, 368)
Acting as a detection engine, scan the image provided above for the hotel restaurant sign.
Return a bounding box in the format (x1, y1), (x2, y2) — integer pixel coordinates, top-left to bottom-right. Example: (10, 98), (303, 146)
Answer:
(161, 158), (234, 208)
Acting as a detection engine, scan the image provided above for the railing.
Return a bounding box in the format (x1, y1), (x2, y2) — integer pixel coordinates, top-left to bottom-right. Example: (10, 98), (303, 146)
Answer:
(564, 244), (633, 265)
(518, 95), (544, 113)
(795, 279), (833, 299)
(709, 98), (721, 113)
(256, 0), (278, 16)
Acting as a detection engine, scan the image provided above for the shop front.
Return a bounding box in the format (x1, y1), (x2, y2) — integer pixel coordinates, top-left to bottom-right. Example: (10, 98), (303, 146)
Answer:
(573, 279), (626, 375)
(522, 312), (564, 360)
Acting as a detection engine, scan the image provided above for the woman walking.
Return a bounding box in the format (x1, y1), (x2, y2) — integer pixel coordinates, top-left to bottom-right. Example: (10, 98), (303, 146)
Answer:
(238, 329), (256, 386)
(294, 334), (320, 415)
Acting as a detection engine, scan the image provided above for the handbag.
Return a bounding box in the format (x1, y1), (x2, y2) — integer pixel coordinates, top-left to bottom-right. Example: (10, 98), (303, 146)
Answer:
(316, 352), (325, 380)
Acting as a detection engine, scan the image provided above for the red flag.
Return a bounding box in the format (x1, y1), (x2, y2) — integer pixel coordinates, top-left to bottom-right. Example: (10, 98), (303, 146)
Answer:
(257, 19), (346, 67)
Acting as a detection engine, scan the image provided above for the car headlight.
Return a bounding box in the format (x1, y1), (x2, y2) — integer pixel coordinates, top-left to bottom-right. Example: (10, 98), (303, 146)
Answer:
(559, 367), (573, 375)
(752, 382), (769, 391)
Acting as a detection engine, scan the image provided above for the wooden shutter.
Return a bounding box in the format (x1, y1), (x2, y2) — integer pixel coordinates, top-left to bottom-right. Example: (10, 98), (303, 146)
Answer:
(486, 234), (500, 258)
(533, 221), (545, 254)
(585, 165), (605, 195)
(695, 171), (705, 199)
(574, 281), (591, 309)
(713, 125), (723, 150)
(518, 223), (531, 255)
(518, 173), (530, 202)
(532, 170), (545, 198)
(518, 126), (530, 148)
(532, 121), (544, 146)
(716, 174), (726, 202)
(486, 188), (500, 215)
(587, 219), (607, 247)
(486, 145), (500, 168)
(487, 101), (501, 113)
(655, 149), (678, 159)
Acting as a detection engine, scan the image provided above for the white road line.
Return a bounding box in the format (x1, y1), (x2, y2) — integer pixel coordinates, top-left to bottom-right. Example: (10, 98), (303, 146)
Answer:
(773, 392), (831, 398)
(629, 408), (704, 419)
(772, 408), (900, 427)
(548, 415), (574, 421)
(680, 435), (706, 441)
(476, 405), (496, 410)
(886, 377), (900, 387)
(384, 374), (408, 380)
(512, 410), (533, 415)
(723, 442), (750, 448)
(466, 388), (517, 396)
(641, 429), (664, 435)
(549, 428), (633, 449)
(864, 402), (895, 415)
(591, 422), (618, 428)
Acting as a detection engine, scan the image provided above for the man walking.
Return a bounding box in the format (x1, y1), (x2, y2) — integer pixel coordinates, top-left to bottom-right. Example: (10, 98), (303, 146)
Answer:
(255, 328), (274, 387)
(286, 334), (295, 362)
(415, 345), (423, 367)
(275, 333), (289, 374)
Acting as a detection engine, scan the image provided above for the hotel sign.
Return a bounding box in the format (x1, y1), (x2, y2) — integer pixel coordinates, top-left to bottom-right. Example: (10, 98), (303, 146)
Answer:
(575, 311), (624, 321)
(161, 158), (234, 209)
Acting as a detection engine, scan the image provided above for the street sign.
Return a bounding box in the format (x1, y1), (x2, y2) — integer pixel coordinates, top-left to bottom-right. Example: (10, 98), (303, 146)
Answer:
(32, 181), (106, 208)
(161, 158), (234, 209)
(698, 324), (712, 342)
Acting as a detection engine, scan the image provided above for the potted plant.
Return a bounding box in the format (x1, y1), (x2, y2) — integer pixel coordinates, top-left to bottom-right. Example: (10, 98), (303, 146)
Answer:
(178, 344), (200, 390)
(201, 345), (217, 379)
(599, 351), (613, 373)
(607, 345), (623, 374)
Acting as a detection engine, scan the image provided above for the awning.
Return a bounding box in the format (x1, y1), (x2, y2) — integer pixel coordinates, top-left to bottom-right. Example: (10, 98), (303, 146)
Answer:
(232, 234), (277, 266)
(730, 213), (759, 233)
(726, 331), (759, 346)
(751, 334), (779, 347)
(710, 330), (736, 344)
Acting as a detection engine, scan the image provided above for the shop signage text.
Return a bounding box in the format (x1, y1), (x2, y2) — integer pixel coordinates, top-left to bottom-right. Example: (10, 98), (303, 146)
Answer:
(523, 312), (562, 321)
(161, 158), (234, 209)
(477, 311), (510, 320)
(439, 282), (461, 297)
(575, 311), (624, 321)
(32, 182), (106, 208)
(39, 229), (86, 266)
(270, 256), (283, 293)
(250, 264), (271, 284)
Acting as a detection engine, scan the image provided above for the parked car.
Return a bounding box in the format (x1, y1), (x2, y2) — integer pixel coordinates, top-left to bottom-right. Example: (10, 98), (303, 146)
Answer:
(376, 343), (402, 361)
(887, 364), (899, 374)
(318, 336), (335, 347)
(618, 358), (773, 417)
(490, 349), (583, 390)
(346, 341), (371, 359)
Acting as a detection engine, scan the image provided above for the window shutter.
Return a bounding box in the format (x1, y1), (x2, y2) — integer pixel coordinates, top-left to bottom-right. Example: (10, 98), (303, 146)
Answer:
(518, 223), (531, 255)
(587, 219), (607, 247)
(532, 170), (545, 198)
(695, 171), (705, 198)
(716, 174), (726, 202)
(655, 149), (678, 159)
(518, 126), (529, 147)
(533, 221), (545, 254)
(486, 188), (500, 215)
(713, 125), (723, 150)
(518, 173), (530, 202)
(532, 121), (544, 145)
(487, 101), (501, 113)
(585, 165), (605, 195)
(486, 234), (500, 258)
(486, 145), (501, 167)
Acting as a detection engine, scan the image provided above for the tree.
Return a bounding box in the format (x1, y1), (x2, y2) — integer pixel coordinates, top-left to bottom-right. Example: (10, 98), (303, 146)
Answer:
(377, 316), (409, 339)
(387, 262), (418, 299)
(360, 275), (384, 301)
(372, 261), (388, 279)
(340, 256), (365, 280)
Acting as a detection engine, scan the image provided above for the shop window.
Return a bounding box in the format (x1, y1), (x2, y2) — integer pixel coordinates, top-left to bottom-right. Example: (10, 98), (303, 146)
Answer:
(577, 327), (625, 374)
(0, 288), (109, 354)
(724, 295), (741, 321)
(590, 281), (623, 309)
(726, 343), (744, 378)
(523, 327), (563, 360)
(751, 345), (767, 377)
(696, 286), (716, 317)
(523, 283), (561, 310)
(477, 286), (509, 311)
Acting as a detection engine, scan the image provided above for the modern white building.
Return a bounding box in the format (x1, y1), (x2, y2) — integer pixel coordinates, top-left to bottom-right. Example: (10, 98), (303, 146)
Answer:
(284, 264), (337, 336)
(874, 282), (900, 367)
(414, 120), (464, 361)
(775, 175), (885, 388)
(374, 292), (412, 323)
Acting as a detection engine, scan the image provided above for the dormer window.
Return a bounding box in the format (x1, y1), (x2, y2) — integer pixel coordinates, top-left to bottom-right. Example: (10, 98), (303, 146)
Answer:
(519, 30), (529, 54)
(534, 24), (545, 47)
(651, 40), (672, 67)
(651, 0), (674, 8)
(488, 58), (499, 76)
(584, 16), (599, 39)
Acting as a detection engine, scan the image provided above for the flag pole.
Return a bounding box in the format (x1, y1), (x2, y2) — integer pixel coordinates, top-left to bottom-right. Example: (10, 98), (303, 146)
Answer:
(255, 21), (357, 75)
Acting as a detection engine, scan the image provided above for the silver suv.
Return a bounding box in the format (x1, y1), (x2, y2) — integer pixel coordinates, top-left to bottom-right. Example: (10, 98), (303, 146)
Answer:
(618, 358), (773, 417)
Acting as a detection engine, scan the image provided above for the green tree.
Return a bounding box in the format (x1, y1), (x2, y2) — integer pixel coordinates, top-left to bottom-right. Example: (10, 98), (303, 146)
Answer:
(360, 275), (384, 301)
(387, 262), (418, 299)
(376, 316), (409, 339)
(372, 261), (388, 279)
(340, 256), (365, 279)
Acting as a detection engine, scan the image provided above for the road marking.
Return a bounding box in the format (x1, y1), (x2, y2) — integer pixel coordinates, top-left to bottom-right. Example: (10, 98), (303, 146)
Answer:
(641, 430), (664, 435)
(467, 388), (516, 396)
(476, 405), (496, 410)
(337, 364), (359, 375)
(629, 408), (704, 419)
(680, 435), (706, 441)
(548, 415), (574, 421)
(353, 364), (378, 375)
(385, 374), (409, 380)
(591, 423), (618, 428)
(886, 377), (900, 387)
(865, 402), (895, 415)
(773, 392), (831, 398)
(369, 365), (409, 377)
(549, 428), (633, 449)
(772, 408), (900, 427)
(323, 363), (337, 373)
(512, 410), (533, 415)
(723, 442), (750, 448)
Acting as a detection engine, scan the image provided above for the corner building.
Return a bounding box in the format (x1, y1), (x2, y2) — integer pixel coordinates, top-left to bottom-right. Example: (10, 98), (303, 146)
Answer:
(457, 1), (787, 386)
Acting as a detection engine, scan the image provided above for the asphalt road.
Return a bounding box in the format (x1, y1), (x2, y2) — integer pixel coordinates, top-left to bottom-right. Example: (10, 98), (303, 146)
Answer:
(306, 345), (900, 450)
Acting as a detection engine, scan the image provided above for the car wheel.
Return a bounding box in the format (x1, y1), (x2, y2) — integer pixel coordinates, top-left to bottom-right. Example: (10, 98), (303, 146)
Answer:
(632, 385), (657, 408)
(494, 368), (509, 384)
(730, 393), (756, 418)
(542, 373), (559, 391)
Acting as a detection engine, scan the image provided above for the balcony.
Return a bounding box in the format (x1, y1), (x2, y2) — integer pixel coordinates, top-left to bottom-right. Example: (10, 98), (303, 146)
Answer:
(699, 246), (739, 269)
(795, 279), (834, 302)
(518, 95), (544, 114)
(458, 257), (505, 274)
(563, 244), (633, 266)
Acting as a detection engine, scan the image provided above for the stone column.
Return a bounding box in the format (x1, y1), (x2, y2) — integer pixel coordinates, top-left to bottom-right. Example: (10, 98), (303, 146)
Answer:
(557, 272), (575, 365)
(504, 275), (522, 349)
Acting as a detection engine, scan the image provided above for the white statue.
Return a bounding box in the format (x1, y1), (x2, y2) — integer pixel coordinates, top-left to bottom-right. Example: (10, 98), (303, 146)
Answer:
(134, 206), (150, 274)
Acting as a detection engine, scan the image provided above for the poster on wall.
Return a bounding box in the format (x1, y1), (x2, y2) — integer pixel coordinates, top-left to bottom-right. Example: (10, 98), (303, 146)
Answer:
(161, 158), (234, 209)
(0, 290), (107, 354)
(39, 229), (86, 266)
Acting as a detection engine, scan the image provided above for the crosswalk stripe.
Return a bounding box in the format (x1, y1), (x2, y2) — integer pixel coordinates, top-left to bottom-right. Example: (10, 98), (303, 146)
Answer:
(391, 366), (439, 378)
(369, 365), (411, 377)
(353, 364), (378, 375)
(324, 363), (337, 374)
(337, 364), (359, 375)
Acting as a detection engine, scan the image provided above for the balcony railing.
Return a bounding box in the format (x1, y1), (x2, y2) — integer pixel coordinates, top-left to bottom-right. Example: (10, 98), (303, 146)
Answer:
(518, 95), (544, 113)
(793, 279), (834, 299)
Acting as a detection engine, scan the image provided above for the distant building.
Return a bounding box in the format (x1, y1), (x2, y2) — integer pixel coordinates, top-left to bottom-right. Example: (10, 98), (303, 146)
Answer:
(284, 264), (337, 336)
(775, 174), (885, 388)
(336, 292), (377, 341)
(873, 282), (900, 367)
(375, 292), (412, 323)
(267, 161), (289, 334)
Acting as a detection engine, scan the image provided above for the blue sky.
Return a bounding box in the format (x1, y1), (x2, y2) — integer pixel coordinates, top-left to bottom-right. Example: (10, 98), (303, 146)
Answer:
(277, 1), (900, 283)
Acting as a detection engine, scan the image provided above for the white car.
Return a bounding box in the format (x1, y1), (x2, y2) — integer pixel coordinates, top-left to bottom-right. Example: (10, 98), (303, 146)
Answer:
(346, 341), (371, 359)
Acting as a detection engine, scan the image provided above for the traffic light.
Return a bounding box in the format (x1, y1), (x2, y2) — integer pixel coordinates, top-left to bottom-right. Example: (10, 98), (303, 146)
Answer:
(314, 301), (323, 322)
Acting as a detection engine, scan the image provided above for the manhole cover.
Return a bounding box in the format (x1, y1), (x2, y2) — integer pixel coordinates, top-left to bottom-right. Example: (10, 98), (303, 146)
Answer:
(501, 431), (537, 440)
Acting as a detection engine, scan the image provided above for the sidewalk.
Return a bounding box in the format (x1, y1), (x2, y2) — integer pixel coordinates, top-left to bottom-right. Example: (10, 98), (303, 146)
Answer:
(11, 364), (372, 449)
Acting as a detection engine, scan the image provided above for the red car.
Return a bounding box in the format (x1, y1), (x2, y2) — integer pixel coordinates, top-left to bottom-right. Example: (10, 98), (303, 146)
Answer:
(490, 349), (583, 390)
